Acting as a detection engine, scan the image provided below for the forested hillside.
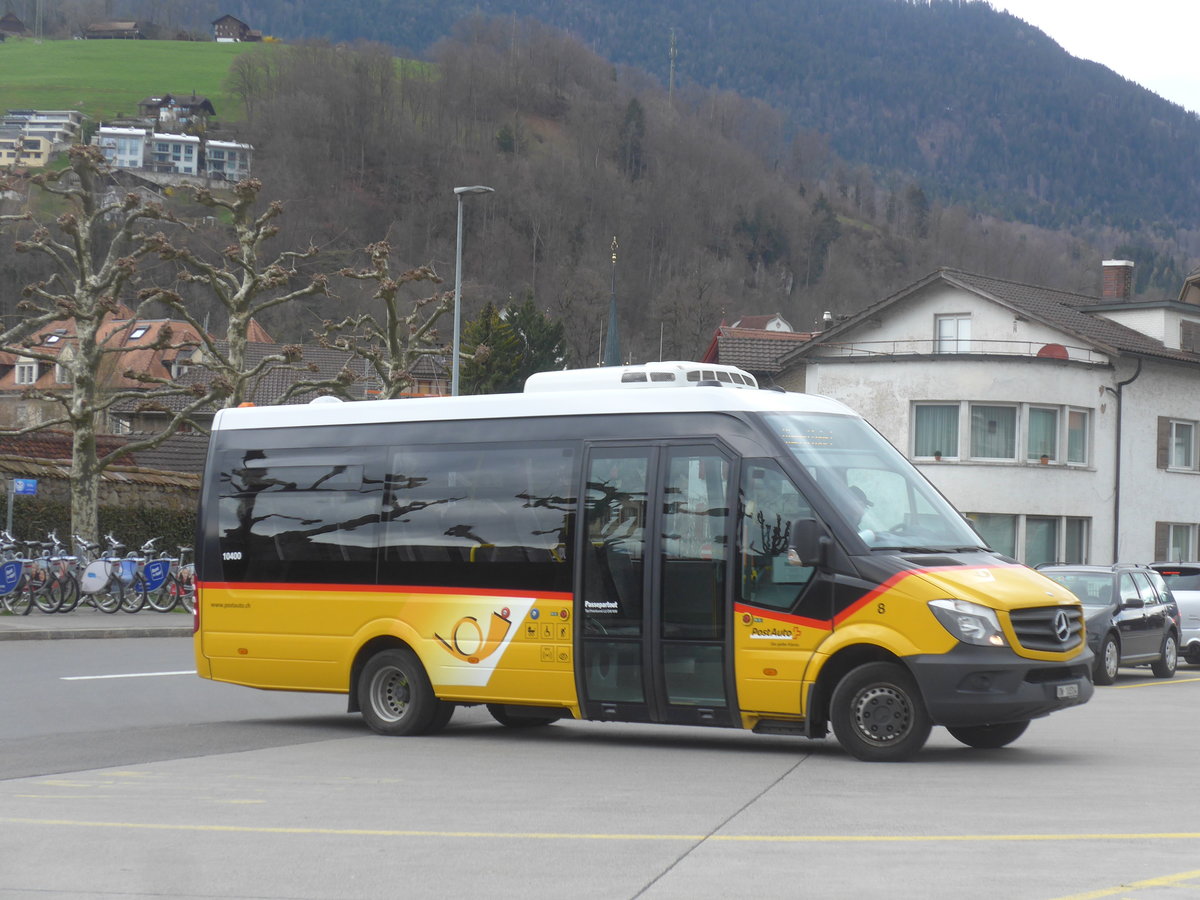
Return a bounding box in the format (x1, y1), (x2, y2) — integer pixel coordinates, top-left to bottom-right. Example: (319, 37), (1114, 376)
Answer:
(29, 0), (1200, 248)
(2, 24), (1134, 366)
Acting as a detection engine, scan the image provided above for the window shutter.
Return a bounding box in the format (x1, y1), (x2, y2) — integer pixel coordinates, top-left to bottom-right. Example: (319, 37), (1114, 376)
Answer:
(1157, 417), (1171, 469)
(1155, 522), (1169, 561)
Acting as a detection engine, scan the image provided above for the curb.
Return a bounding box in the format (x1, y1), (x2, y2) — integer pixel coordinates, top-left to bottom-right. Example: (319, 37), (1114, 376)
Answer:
(0, 626), (193, 641)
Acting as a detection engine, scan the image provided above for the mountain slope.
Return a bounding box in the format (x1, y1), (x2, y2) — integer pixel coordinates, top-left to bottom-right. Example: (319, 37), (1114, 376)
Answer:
(89, 0), (1198, 238)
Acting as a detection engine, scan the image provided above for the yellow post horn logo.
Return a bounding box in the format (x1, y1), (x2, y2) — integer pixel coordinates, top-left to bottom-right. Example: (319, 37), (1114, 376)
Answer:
(435, 610), (513, 664)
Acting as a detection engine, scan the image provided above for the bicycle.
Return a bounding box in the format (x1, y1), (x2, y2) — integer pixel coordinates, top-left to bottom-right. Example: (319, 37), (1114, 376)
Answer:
(0, 534), (31, 615)
(145, 544), (194, 614)
(36, 531), (80, 614)
(136, 539), (177, 613)
(76, 534), (144, 614)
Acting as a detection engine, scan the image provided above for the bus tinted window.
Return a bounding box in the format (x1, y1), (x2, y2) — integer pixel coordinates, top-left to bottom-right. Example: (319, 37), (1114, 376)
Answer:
(216, 453), (380, 584)
(379, 444), (577, 592)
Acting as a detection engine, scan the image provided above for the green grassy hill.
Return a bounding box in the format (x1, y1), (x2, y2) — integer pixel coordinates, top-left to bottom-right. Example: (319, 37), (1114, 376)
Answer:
(0, 39), (264, 124)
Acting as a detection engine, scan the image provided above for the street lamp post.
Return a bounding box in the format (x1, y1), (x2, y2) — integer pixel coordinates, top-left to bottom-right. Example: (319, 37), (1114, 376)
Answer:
(452, 184), (495, 396)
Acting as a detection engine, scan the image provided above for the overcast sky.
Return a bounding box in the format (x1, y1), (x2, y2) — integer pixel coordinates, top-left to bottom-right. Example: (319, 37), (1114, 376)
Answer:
(987, 0), (1200, 114)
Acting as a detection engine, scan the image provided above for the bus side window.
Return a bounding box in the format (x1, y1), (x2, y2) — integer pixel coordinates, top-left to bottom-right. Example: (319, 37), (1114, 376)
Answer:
(380, 444), (576, 592)
(739, 460), (816, 610)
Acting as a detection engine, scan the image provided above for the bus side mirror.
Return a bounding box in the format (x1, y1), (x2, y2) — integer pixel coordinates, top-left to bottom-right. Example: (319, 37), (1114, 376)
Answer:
(787, 518), (830, 568)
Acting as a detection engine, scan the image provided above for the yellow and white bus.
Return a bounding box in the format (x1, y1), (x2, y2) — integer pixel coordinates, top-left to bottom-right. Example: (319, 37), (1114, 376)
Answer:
(194, 361), (1093, 761)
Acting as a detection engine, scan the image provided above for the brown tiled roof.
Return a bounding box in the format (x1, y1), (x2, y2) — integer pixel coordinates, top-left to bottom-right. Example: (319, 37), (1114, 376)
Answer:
(0, 313), (203, 393)
(0, 431), (135, 464)
(708, 327), (815, 374)
(0, 453), (198, 489)
(125, 432), (209, 475)
(116, 341), (450, 415)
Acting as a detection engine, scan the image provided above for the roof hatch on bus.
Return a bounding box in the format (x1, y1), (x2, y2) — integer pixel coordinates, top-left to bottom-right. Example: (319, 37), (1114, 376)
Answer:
(524, 361), (758, 392)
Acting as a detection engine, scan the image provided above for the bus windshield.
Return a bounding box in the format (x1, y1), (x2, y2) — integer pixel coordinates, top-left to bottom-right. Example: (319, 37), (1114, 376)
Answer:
(763, 412), (986, 552)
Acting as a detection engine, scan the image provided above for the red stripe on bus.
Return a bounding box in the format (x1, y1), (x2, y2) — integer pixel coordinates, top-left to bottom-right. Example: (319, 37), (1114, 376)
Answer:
(733, 603), (831, 631)
(197, 580), (573, 600)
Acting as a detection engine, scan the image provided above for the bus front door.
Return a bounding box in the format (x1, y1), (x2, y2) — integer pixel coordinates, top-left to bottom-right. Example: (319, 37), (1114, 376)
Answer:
(579, 445), (735, 727)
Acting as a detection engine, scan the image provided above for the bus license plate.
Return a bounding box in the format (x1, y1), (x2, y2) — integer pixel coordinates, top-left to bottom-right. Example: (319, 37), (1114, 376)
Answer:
(1056, 684), (1079, 699)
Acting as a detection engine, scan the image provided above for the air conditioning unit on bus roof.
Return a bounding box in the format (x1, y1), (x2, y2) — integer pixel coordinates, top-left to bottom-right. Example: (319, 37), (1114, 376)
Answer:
(524, 362), (758, 392)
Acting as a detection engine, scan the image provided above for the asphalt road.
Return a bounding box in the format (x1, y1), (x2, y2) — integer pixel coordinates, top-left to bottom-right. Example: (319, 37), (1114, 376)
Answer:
(2, 637), (1200, 899)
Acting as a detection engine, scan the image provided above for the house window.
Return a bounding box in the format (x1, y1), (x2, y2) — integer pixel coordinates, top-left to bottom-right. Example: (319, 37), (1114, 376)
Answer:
(129, 326), (149, 340)
(1169, 524), (1195, 562)
(967, 513), (1016, 557)
(1064, 518), (1088, 564)
(1067, 410), (1088, 464)
(1171, 421), (1195, 469)
(1025, 517), (1058, 567)
(14, 361), (37, 385)
(934, 314), (971, 353)
(918, 402), (1089, 466)
(1027, 407), (1058, 462)
(913, 404), (959, 458)
(966, 513), (1088, 565)
(970, 405), (1016, 459)
(1182, 320), (1200, 353)
(54, 363), (72, 384)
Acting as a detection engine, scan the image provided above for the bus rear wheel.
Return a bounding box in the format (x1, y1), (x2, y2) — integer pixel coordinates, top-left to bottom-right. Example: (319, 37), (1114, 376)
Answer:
(829, 662), (931, 762)
(359, 648), (439, 736)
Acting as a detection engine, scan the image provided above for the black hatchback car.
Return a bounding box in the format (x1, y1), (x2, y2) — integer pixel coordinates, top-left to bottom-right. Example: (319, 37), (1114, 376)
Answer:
(1037, 564), (1180, 685)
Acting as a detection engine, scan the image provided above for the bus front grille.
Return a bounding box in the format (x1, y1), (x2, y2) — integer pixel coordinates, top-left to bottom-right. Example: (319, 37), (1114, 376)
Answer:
(1008, 606), (1084, 652)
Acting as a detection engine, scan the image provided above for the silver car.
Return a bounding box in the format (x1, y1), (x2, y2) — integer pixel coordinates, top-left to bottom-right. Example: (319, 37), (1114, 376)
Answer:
(1151, 563), (1200, 665)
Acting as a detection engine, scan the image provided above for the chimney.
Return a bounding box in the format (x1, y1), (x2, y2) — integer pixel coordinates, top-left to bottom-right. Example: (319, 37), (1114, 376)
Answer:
(1102, 259), (1135, 301)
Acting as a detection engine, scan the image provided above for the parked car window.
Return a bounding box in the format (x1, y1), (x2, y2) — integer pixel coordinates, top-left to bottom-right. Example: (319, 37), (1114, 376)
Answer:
(1145, 569), (1173, 600)
(1118, 573), (1140, 606)
(1132, 572), (1160, 605)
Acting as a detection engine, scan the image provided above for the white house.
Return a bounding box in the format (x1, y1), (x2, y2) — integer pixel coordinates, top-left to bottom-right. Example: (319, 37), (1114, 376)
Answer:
(776, 260), (1200, 567)
(95, 125), (147, 168)
(94, 126), (252, 179)
(146, 132), (200, 175)
(2, 109), (85, 148)
(203, 139), (252, 180)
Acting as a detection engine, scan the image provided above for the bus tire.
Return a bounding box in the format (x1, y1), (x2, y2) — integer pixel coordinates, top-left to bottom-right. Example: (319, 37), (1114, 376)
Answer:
(829, 662), (931, 762)
(358, 648), (438, 736)
(486, 704), (561, 728)
(946, 720), (1029, 749)
(425, 701), (456, 735)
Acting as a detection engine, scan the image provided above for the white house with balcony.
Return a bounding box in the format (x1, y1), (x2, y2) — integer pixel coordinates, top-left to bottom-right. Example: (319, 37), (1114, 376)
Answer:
(94, 125), (252, 180)
(776, 261), (1200, 567)
(95, 125), (147, 168)
(203, 139), (252, 180)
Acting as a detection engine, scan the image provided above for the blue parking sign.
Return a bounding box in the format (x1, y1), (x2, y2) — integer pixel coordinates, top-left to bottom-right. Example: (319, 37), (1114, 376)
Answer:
(12, 479), (37, 495)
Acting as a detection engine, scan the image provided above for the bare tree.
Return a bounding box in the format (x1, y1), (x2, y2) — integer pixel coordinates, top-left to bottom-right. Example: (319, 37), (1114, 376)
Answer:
(142, 178), (330, 409)
(320, 242), (453, 399)
(0, 146), (228, 541)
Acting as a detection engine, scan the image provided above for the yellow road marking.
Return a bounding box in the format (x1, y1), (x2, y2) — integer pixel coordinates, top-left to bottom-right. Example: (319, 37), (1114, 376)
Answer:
(1049, 867), (1200, 899)
(1113, 676), (1200, 689)
(4, 818), (1200, 843)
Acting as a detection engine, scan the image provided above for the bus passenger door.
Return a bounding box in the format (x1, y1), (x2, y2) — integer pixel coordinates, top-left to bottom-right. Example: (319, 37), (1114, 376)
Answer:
(579, 444), (735, 727)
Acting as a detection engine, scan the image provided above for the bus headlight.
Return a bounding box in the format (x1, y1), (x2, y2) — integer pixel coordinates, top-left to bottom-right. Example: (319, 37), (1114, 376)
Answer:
(929, 598), (1007, 647)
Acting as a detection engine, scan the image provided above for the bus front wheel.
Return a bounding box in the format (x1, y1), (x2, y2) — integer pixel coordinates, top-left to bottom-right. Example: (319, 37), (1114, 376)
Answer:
(829, 662), (932, 762)
(359, 648), (440, 736)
